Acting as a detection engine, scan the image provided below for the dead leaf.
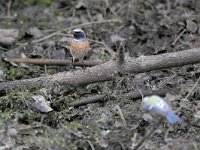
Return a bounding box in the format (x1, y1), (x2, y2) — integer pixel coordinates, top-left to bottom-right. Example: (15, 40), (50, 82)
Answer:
(194, 111), (200, 119)
(142, 113), (154, 122)
(110, 34), (126, 43)
(28, 27), (43, 38)
(32, 95), (53, 113)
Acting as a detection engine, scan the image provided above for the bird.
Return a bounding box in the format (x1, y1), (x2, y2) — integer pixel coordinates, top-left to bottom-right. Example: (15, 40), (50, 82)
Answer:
(142, 95), (181, 124)
(70, 28), (90, 62)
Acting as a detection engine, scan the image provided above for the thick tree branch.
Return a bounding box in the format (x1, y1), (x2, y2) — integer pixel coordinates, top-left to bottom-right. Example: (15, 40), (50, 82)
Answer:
(0, 48), (200, 91)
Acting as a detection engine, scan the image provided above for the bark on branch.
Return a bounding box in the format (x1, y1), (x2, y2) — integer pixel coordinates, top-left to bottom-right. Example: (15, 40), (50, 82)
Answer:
(0, 48), (200, 91)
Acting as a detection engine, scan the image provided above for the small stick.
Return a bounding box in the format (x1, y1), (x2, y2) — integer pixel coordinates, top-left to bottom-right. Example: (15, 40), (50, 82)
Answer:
(69, 9), (76, 33)
(89, 39), (113, 54)
(115, 105), (127, 126)
(19, 19), (121, 46)
(176, 76), (200, 112)
(6, 0), (12, 16)
(0, 124), (44, 135)
(0, 15), (16, 20)
(68, 19), (121, 30)
(172, 28), (186, 46)
(116, 41), (125, 68)
(69, 94), (107, 107)
(19, 31), (61, 46)
(133, 119), (163, 150)
(87, 140), (95, 150)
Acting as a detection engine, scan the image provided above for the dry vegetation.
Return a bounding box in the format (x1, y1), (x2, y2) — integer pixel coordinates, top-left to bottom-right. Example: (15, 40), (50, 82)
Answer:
(0, 0), (200, 149)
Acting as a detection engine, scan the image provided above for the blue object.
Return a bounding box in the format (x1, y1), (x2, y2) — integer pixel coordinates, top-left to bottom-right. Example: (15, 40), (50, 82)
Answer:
(142, 95), (181, 124)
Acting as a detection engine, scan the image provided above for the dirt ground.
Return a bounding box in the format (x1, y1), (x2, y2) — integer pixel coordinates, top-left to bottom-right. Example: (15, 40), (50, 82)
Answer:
(0, 0), (200, 149)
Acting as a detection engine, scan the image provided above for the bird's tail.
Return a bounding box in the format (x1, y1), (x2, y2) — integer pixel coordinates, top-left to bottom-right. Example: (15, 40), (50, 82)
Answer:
(166, 112), (181, 124)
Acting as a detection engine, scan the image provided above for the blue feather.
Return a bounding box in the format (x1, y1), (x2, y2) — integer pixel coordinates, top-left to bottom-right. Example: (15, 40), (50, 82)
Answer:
(166, 111), (181, 124)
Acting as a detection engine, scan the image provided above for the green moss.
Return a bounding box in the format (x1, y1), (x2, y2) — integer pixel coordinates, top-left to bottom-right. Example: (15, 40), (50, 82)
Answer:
(0, 89), (27, 110)
(21, 0), (34, 5)
(2, 20), (12, 28)
(9, 67), (18, 80)
(0, 111), (14, 123)
(46, 68), (56, 75)
(69, 121), (83, 131)
(53, 11), (64, 17)
(23, 0), (54, 6)
(7, 66), (43, 81)
(8, 67), (28, 80)
(37, 0), (54, 6)
(100, 51), (110, 61)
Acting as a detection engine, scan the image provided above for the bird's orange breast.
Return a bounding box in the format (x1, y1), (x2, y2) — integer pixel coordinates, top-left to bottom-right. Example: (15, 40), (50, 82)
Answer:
(70, 40), (90, 59)
(70, 40), (89, 51)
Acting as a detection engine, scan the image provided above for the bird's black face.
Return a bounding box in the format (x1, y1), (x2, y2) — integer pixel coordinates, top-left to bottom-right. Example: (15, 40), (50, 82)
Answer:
(72, 29), (86, 40)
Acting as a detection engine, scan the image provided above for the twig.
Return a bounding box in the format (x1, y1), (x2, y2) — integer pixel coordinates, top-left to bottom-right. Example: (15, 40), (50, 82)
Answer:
(89, 39), (113, 54)
(61, 123), (83, 138)
(61, 123), (95, 150)
(0, 124), (43, 135)
(0, 46), (8, 51)
(69, 94), (107, 107)
(115, 41), (125, 69)
(116, 1), (131, 14)
(158, 72), (176, 88)
(167, 0), (171, 13)
(126, 88), (175, 100)
(118, 140), (126, 150)
(0, 15), (16, 20)
(69, 89), (172, 107)
(131, 133), (138, 150)
(183, 76), (200, 101)
(172, 28), (186, 46)
(115, 105), (127, 126)
(136, 87), (144, 100)
(68, 19), (121, 29)
(176, 76), (200, 112)
(8, 58), (102, 67)
(6, 0), (12, 16)
(87, 140), (95, 150)
(69, 9), (76, 33)
(133, 119), (163, 150)
(18, 19), (121, 46)
(86, 9), (93, 22)
(19, 31), (61, 46)
(0, 48), (200, 91)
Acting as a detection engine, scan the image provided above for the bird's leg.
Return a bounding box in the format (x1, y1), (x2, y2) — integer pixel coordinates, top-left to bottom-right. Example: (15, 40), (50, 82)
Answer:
(70, 57), (75, 72)
(80, 58), (87, 72)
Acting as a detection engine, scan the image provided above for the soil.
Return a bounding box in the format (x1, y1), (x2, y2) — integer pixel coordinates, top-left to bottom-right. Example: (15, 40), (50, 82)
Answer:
(0, 0), (200, 149)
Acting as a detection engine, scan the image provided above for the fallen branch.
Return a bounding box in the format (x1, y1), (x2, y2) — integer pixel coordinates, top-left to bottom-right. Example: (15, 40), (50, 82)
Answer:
(69, 89), (172, 107)
(69, 94), (106, 107)
(8, 58), (102, 67)
(0, 48), (200, 91)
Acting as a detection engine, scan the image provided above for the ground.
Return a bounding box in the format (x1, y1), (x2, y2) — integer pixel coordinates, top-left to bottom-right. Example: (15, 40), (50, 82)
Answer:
(0, 0), (200, 149)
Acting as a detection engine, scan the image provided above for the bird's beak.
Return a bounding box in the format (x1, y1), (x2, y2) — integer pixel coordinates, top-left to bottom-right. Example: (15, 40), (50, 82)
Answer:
(71, 30), (75, 35)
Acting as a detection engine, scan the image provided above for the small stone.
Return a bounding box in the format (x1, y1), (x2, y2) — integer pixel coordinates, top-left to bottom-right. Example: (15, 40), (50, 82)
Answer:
(186, 19), (198, 33)
(42, 41), (55, 49)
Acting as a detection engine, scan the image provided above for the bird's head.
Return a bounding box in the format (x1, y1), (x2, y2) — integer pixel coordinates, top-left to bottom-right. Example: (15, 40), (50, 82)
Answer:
(71, 28), (86, 40)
